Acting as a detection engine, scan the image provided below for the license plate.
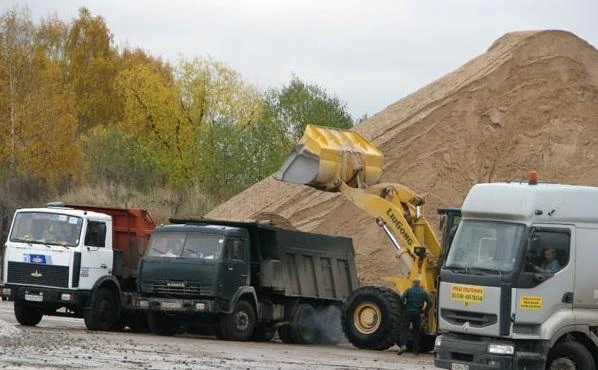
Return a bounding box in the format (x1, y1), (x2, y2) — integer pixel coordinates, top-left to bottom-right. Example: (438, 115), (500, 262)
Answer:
(25, 293), (43, 302)
(161, 301), (181, 310)
(451, 363), (469, 370)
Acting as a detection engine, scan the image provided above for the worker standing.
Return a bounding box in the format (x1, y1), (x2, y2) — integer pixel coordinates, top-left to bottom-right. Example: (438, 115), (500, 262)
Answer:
(398, 278), (432, 355)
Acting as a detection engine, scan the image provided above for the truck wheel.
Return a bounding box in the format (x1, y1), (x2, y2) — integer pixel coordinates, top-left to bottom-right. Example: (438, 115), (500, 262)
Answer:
(84, 288), (119, 331)
(147, 311), (178, 336)
(342, 285), (401, 350)
(547, 340), (595, 370)
(290, 303), (317, 344)
(14, 299), (43, 326)
(219, 300), (256, 341)
(251, 325), (276, 342)
(316, 305), (344, 345)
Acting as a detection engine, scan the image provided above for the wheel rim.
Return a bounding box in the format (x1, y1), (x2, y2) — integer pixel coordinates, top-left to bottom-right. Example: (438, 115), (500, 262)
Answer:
(549, 357), (576, 370)
(235, 310), (250, 332)
(353, 301), (381, 335)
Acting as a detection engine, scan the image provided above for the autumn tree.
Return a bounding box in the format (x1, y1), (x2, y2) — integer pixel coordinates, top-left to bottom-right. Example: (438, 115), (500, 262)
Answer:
(0, 8), (81, 191)
(115, 57), (263, 190)
(65, 7), (120, 131)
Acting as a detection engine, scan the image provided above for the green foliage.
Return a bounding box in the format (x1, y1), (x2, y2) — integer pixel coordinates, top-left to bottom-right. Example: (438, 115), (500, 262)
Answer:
(264, 75), (354, 144)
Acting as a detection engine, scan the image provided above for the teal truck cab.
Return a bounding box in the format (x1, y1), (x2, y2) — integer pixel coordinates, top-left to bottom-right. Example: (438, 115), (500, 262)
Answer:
(136, 218), (358, 343)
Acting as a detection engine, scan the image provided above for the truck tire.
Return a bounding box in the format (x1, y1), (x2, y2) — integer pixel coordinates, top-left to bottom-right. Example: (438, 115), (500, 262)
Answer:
(316, 305), (344, 345)
(250, 325), (276, 342)
(290, 303), (317, 344)
(14, 299), (43, 326)
(84, 288), (119, 331)
(547, 340), (595, 370)
(147, 311), (178, 336)
(342, 285), (401, 350)
(219, 300), (256, 341)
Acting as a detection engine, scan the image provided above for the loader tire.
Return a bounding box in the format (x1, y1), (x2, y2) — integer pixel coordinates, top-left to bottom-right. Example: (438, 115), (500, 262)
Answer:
(14, 299), (43, 326)
(342, 285), (401, 350)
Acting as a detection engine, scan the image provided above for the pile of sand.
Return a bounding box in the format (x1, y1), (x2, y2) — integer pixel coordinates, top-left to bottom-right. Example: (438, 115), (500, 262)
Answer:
(208, 30), (598, 284)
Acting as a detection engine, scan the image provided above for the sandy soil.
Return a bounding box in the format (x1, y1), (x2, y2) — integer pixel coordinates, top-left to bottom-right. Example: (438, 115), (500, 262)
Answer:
(207, 30), (598, 284)
(0, 302), (431, 370)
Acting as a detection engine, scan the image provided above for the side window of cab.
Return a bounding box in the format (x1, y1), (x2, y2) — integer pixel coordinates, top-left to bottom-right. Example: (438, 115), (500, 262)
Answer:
(223, 239), (246, 261)
(85, 221), (106, 248)
(525, 230), (570, 274)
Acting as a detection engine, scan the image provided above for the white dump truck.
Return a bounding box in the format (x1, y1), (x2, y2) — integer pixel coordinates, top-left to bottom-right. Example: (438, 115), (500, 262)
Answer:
(0, 203), (155, 331)
(435, 173), (598, 370)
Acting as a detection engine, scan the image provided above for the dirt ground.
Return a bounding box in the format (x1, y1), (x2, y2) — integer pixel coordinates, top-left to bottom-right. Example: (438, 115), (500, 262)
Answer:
(208, 30), (598, 284)
(0, 302), (432, 370)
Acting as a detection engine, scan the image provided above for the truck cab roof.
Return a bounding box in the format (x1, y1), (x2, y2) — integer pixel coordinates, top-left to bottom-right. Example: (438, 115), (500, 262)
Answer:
(153, 223), (248, 238)
(16, 207), (112, 221)
(463, 181), (598, 223)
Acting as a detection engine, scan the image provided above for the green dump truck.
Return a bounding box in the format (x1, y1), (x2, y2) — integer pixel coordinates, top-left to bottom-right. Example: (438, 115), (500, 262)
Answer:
(135, 218), (358, 343)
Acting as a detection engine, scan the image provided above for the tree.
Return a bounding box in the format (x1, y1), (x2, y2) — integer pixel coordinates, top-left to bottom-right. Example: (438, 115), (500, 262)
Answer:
(65, 7), (120, 131)
(0, 8), (81, 191)
(264, 76), (353, 145)
(115, 57), (263, 189)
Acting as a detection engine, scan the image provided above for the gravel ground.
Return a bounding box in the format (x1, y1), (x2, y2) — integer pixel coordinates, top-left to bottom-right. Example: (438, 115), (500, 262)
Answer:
(0, 302), (434, 370)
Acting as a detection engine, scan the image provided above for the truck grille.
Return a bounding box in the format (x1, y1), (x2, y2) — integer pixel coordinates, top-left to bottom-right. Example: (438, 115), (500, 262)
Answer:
(141, 280), (211, 297)
(7, 261), (69, 288)
(441, 308), (497, 328)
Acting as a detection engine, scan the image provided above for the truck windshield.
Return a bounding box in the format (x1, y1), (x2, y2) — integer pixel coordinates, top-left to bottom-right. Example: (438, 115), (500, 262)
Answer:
(10, 211), (83, 247)
(147, 232), (224, 260)
(445, 220), (525, 273)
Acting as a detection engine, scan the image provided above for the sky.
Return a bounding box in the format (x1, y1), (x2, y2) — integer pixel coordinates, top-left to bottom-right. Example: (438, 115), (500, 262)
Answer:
(2, 0), (597, 119)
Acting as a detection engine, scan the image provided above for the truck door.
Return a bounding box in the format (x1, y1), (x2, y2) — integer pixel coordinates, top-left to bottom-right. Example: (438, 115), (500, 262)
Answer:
(219, 238), (249, 299)
(79, 220), (113, 290)
(515, 227), (574, 326)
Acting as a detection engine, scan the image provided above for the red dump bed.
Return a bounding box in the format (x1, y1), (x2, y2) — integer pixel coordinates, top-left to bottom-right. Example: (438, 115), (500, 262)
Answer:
(66, 204), (156, 275)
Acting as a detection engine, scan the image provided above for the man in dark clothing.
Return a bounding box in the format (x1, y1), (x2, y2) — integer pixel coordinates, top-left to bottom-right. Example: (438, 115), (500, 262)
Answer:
(398, 278), (432, 355)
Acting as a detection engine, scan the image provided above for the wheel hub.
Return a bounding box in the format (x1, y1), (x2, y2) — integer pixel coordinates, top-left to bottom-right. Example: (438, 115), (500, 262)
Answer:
(235, 311), (249, 331)
(353, 301), (381, 334)
(549, 357), (576, 370)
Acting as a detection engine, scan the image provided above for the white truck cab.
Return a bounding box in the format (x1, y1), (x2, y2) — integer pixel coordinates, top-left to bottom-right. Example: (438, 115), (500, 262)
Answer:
(1, 203), (154, 331)
(435, 176), (598, 370)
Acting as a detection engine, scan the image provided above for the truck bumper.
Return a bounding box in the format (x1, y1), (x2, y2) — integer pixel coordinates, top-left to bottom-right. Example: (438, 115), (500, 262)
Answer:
(434, 333), (547, 370)
(1, 284), (90, 307)
(134, 297), (216, 314)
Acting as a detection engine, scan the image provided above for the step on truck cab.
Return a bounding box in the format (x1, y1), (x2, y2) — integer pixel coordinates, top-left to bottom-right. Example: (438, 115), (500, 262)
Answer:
(435, 174), (598, 370)
(135, 218), (358, 343)
(1, 203), (155, 331)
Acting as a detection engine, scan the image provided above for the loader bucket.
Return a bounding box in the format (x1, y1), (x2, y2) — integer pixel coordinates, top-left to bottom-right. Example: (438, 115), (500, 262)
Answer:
(275, 125), (384, 191)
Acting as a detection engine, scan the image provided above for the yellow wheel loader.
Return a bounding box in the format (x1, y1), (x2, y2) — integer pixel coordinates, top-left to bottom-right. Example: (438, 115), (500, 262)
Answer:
(275, 124), (461, 351)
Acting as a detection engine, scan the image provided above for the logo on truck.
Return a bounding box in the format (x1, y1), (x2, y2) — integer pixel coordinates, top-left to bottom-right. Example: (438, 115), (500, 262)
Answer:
(386, 208), (414, 246)
(30, 270), (42, 278)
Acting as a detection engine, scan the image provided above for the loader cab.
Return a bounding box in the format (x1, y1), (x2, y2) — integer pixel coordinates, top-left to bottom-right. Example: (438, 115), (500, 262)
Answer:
(437, 208), (462, 265)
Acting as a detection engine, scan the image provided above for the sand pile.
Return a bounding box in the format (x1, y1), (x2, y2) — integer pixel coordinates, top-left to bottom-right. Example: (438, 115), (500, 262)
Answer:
(208, 30), (598, 283)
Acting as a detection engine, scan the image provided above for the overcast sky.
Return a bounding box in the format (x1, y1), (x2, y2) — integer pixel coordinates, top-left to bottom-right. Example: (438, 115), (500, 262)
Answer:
(2, 0), (597, 119)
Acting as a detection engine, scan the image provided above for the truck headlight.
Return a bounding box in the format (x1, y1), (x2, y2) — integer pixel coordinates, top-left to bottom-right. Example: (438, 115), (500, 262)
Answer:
(138, 300), (149, 309)
(488, 343), (514, 355)
(195, 302), (207, 311)
(435, 335), (442, 348)
(61, 293), (73, 301)
(2, 288), (11, 296)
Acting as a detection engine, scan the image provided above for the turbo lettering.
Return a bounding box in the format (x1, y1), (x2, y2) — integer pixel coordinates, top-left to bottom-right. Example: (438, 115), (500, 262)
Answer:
(386, 208), (414, 246)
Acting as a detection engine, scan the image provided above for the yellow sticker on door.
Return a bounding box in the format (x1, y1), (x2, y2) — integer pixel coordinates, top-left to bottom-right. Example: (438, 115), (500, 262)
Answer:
(519, 296), (543, 310)
(450, 284), (484, 306)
